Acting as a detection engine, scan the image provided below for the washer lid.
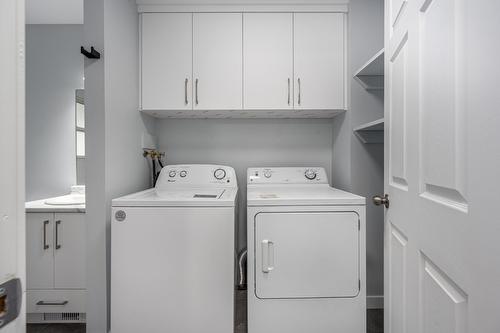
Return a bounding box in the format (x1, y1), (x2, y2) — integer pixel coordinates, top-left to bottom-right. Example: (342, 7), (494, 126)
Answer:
(247, 186), (365, 206)
(112, 188), (238, 207)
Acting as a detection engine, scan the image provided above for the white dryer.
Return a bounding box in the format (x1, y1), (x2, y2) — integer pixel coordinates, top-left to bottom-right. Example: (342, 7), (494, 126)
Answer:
(247, 167), (366, 333)
(111, 164), (238, 333)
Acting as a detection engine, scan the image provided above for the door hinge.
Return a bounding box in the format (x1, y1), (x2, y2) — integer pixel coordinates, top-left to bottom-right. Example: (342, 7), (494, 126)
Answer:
(358, 219), (360, 230)
(358, 279), (361, 291)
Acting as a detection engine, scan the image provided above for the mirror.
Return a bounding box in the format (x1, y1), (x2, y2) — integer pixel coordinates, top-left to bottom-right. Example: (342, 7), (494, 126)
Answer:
(76, 89), (85, 185)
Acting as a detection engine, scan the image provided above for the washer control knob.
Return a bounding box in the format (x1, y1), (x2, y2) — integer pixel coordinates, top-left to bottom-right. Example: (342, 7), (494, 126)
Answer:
(179, 170), (187, 178)
(304, 169), (317, 180)
(168, 170), (176, 178)
(263, 170), (272, 178)
(214, 168), (226, 180)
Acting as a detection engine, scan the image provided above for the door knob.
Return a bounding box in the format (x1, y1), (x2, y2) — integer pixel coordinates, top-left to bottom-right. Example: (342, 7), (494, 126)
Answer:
(373, 194), (389, 208)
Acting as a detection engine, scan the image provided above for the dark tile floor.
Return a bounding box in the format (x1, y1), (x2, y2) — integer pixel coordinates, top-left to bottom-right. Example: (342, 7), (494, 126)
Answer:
(367, 309), (384, 333)
(27, 291), (383, 333)
(26, 324), (85, 333)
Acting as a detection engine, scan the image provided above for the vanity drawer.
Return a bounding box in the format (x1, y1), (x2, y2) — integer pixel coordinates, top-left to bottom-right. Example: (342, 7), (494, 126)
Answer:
(27, 289), (86, 313)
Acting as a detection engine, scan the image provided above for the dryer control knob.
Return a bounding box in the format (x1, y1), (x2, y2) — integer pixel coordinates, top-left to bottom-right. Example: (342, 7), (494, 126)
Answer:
(168, 170), (176, 178)
(305, 169), (317, 180)
(180, 170), (187, 178)
(263, 170), (272, 178)
(214, 168), (226, 180)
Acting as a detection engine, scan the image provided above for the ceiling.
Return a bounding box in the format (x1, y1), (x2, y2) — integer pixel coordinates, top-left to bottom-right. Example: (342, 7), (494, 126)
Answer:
(26, 0), (83, 24)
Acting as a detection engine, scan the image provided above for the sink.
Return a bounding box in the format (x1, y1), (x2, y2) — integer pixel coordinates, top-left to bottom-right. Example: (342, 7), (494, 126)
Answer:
(44, 186), (85, 206)
(44, 195), (85, 205)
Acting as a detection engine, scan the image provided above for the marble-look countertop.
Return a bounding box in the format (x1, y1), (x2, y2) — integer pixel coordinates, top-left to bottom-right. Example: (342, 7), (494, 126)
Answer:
(26, 195), (86, 213)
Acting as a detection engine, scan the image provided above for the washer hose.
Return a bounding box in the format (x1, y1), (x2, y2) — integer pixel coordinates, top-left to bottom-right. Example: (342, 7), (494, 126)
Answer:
(237, 248), (247, 290)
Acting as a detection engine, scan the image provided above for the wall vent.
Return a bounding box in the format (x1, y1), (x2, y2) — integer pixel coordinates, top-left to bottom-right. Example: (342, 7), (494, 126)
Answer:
(28, 312), (86, 323)
(44, 312), (85, 322)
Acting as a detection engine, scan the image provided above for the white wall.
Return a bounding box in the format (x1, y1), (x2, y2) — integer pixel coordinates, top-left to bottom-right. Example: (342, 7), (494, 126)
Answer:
(84, 0), (106, 330)
(157, 118), (334, 250)
(25, 24), (83, 201)
(84, 0), (156, 331)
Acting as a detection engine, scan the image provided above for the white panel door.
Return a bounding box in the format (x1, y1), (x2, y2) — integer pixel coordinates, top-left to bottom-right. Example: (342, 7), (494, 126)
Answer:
(294, 13), (345, 110)
(384, 0), (500, 333)
(54, 213), (86, 289)
(141, 13), (192, 110)
(193, 13), (242, 110)
(255, 212), (359, 299)
(26, 213), (54, 290)
(243, 13), (293, 110)
(0, 0), (25, 330)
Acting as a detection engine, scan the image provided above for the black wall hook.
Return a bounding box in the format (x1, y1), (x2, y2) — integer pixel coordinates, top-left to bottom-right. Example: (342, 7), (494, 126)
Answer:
(81, 46), (101, 59)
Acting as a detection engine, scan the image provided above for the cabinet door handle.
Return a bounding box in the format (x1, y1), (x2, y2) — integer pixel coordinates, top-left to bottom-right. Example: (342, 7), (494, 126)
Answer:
(195, 78), (199, 105)
(287, 78), (291, 106)
(297, 78), (301, 105)
(184, 78), (188, 105)
(261, 240), (275, 273)
(43, 220), (49, 250)
(36, 300), (68, 306)
(55, 220), (61, 249)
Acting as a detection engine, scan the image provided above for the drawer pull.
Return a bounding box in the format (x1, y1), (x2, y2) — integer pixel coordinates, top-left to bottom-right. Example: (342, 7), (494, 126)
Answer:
(36, 300), (68, 306)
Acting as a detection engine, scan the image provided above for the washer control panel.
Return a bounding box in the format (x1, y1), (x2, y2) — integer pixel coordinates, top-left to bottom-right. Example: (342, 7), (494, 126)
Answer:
(247, 167), (328, 184)
(156, 164), (237, 189)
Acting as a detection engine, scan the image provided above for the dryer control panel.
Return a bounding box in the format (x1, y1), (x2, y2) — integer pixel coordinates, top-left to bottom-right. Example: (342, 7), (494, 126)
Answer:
(156, 164), (237, 189)
(247, 167), (328, 185)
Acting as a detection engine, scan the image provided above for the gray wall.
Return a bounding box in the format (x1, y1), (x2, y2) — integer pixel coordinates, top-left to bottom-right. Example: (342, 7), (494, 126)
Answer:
(157, 119), (334, 251)
(26, 24), (83, 201)
(84, 0), (156, 331)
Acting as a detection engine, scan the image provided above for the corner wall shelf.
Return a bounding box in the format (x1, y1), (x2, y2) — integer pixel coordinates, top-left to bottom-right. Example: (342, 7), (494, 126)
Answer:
(353, 48), (384, 90)
(354, 118), (384, 144)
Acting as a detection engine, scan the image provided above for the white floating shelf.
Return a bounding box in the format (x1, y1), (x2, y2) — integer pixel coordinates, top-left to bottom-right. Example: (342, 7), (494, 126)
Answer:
(354, 118), (384, 144)
(353, 48), (384, 90)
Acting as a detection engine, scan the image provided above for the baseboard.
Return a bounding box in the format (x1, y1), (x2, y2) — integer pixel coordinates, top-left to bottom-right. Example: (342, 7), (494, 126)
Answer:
(367, 295), (384, 309)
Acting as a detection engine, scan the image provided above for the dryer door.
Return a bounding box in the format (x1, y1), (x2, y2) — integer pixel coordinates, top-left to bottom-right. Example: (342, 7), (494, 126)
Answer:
(255, 211), (359, 299)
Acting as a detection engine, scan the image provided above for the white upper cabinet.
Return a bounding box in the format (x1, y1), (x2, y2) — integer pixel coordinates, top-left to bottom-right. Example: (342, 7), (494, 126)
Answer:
(193, 13), (243, 110)
(141, 13), (192, 110)
(139, 11), (346, 116)
(243, 13), (293, 110)
(294, 13), (345, 110)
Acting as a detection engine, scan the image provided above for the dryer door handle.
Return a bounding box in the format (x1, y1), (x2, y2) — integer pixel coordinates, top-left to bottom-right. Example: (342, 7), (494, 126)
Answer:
(261, 240), (275, 273)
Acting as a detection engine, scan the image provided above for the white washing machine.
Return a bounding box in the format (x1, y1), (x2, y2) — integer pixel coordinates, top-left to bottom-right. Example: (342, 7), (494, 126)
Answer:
(111, 164), (238, 333)
(247, 167), (366, 333)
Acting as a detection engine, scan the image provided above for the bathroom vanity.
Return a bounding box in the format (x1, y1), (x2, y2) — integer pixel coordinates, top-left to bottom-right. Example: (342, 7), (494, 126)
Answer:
(25, 191), (86, 324)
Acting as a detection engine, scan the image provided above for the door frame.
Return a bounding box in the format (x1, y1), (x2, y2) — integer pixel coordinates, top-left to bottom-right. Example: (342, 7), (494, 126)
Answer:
(0, 0), (26, 331)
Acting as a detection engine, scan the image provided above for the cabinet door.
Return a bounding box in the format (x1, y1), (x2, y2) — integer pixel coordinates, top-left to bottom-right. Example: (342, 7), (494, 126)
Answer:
(141, 13), (192, 110)
(193, 13), (242, 110)
(294, 13), (345, 110)
(243, 13), (293, 110)
(54, 213), (86, 289)
(26, 213), (54, 289)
